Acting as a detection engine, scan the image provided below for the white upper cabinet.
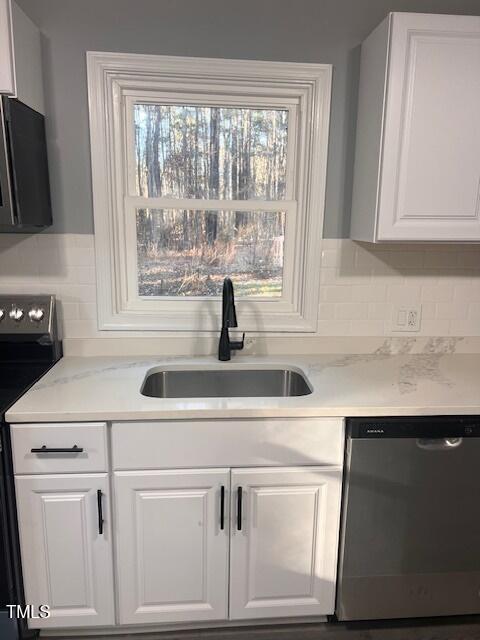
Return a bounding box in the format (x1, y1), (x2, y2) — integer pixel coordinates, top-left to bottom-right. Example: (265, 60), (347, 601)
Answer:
(0, 0), (44, 113)
(0, 0), (15, 97)
(350, 13), (480, 242)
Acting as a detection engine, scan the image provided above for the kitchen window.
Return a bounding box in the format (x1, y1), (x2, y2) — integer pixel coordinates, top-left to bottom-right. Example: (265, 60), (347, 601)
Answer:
(87, 53), (331, 331)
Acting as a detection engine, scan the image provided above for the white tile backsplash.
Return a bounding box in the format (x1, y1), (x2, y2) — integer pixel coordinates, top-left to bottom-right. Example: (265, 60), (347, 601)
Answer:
(1, 234), (480, 343)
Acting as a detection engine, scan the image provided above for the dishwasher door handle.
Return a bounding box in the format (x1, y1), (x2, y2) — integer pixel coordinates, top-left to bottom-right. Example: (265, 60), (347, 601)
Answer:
(416, 437), (463, 451)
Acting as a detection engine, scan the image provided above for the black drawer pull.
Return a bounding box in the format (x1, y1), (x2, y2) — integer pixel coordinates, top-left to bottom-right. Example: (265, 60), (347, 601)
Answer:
(237, 486), (243, 531)
(97, 489), (104, 535)
(220, 485), (225, 530)
(31, 445), (84, 453)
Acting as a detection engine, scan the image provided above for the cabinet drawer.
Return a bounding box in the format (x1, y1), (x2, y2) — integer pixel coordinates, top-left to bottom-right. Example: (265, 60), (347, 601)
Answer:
(112, 418), (344, 470)
(11, 423), (108, 474)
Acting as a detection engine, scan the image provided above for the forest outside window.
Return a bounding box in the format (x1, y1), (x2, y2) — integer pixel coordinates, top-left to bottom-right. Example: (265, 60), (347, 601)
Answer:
(88, 53), (332, 331)
(133, 103), (289, 298)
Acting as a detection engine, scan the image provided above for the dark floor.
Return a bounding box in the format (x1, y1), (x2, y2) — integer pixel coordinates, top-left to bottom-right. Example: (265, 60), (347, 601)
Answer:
(72, 618), (480, 640)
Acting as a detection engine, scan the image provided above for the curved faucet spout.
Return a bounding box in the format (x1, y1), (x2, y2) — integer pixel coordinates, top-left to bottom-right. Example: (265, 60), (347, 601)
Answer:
(218, 277), (245, 361)
(222, 277), (238, 328)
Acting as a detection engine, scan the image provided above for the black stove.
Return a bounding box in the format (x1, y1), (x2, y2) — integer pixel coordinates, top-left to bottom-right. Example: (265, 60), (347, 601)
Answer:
(0, 295), (61, 640)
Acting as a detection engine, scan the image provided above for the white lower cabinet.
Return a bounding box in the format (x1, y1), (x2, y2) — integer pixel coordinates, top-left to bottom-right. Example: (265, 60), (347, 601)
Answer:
(14, 473), (115, 629)
(114, 469), (230, 625)
(114, 466), (342, 625)
(229, 467), (342, 619)
(12, 419), (344, 631)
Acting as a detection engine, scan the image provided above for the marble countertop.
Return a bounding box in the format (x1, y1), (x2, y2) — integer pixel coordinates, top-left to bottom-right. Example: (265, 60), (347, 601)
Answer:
(6, 340), (480, 422)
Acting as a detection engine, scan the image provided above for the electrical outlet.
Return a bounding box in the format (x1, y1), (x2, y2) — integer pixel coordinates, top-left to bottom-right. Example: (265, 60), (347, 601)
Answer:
(392, 305), (421, 332)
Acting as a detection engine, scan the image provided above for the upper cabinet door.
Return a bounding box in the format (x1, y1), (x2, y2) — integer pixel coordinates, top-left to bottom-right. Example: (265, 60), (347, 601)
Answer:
(351, 13), (480, 242)
(14, 473), (115, 629)
(0, 1), (45, 112)
(0, 0), (16, 96)
(229, 467), (342, 620)
(114, 469), (230, 625)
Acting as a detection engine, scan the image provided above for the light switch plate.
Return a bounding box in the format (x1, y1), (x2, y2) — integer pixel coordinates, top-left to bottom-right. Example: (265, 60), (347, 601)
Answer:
(392, 304), (421, 332)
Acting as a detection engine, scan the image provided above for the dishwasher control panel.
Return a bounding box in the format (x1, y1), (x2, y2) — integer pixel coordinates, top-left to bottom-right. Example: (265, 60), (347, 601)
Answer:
(348, 416), (480, 438)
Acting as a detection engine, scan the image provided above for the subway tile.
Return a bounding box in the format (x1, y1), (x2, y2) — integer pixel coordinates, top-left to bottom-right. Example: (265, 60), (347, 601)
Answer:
(320, 268), (337, 285)
(335, 302), (368, 321)
(2, 235), (480, 339)
(419, 318), (451, 336)
(368, 302), (393, 320)
(336, 243), (356, 268)
(350, 284), (387, 302)
(380, 250), (425, 269)
(335, 270), (372, 286)
(78, 303), (98, 321)
(316, 319), (351, 335)
(435, 302), (465, 320)
(398, 271), (438, 286)
(468, 302), (480, 318)
(58, 301), (79, 320)
(319, 285), (352, 303)
(351, 319), (386, 336)
(73, 266), (96, 284)
(74, 234), (95, 248)
(420, 302), (436, 319)
(321, 249), (338, 268)
(421, 283), (454, 303)
(36, 234), (61, 249)
(317, 303), (335, 320)
(457, 251), (480, 270)
(467, 282), (480, 301)
(62, 246), (96, 267)
(57, 284), (97, 303)
(386, 284), (422, 303)
(423, 251), (461, 269)
(322, 243), (356, 269)
(355, 246), (388, 270)
(62, 319), (99, 338)
(450, 317), (480, 336)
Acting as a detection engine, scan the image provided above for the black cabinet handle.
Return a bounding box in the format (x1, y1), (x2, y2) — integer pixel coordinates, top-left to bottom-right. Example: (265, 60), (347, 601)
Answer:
(97, 490), (104, 535)
(31, 445), (84, 453)
(237, 486), (243, 531)
(220, 485), (225, 530)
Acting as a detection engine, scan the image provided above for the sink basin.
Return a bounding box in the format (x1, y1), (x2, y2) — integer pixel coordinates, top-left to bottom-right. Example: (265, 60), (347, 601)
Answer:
(141, 367), (312, 398)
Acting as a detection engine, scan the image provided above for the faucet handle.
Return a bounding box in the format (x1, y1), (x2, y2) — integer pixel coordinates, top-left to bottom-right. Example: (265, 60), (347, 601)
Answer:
(230, 332), (245, 352)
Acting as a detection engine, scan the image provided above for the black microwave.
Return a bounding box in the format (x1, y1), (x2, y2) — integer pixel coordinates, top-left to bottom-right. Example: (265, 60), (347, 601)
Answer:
(0, 96), (52, 232)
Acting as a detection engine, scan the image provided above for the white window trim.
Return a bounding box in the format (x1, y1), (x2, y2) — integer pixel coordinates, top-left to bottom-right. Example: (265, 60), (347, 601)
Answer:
(86, 52), (332, 332)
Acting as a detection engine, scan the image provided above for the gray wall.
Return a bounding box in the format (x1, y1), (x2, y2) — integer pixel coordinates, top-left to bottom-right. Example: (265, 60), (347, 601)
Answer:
(17, 0), (480, 236)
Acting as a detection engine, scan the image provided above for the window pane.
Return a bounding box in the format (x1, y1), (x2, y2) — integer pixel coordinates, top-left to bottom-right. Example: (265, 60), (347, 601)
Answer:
(136, 208), (285, 297)
(134, 104), (288, 200)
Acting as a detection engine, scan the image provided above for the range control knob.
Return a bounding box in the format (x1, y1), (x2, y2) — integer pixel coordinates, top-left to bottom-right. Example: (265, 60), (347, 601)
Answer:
(28, 306), (45, 323)
(0, 309), (4, 322)
(9, 306), (24, 322)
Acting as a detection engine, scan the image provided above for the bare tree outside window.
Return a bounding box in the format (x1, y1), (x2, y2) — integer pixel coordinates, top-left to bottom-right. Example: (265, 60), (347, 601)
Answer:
(137, 209), (285, 297)
(134, 104), (288, 297)
(134, 104), (288, 200)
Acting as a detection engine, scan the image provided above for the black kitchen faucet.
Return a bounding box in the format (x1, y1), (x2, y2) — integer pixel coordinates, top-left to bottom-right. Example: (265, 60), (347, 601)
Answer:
(218, 277), (245, 361)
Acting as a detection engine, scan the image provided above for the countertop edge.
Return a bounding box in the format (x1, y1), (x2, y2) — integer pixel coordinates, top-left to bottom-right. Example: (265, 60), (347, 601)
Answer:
(7, 405), (480, 423)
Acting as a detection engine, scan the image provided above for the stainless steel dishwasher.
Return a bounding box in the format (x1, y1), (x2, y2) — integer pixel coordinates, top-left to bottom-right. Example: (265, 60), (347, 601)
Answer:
(336, 416), (480, 621)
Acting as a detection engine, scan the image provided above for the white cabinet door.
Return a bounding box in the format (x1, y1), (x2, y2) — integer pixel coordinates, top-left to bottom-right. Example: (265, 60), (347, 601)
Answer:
(115, 469), (230, 625)
(0, 0), (15, 96)
(379, 13), (480, 241)
(15, 474), (115, 629)
(0, 2), (44, 110)
(229, 467), (342, 620)
(351, 13), (480, 243)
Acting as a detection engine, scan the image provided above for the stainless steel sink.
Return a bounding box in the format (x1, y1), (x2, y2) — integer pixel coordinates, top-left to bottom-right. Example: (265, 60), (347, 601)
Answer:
(141, 367), (312, 398)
